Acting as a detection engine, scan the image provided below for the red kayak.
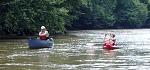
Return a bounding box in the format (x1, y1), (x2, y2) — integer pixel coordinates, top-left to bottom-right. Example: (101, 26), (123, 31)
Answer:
(103, 40), (118, 50)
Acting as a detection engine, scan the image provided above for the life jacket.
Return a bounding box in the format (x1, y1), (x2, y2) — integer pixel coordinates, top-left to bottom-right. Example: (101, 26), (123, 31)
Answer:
(103, 40), (114, 50)
(104, 39), (115, 46)
(39, 32), (49, 40)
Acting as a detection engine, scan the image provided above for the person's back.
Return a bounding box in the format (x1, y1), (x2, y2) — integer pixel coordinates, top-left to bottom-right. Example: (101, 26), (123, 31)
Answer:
(39, 26), (49, 40)
(104, 33), (116, 46)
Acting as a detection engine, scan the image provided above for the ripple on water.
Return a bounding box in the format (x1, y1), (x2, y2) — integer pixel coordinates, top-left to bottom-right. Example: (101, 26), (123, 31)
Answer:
(0, 63), (33, 66)
(1, 29), (150, 70)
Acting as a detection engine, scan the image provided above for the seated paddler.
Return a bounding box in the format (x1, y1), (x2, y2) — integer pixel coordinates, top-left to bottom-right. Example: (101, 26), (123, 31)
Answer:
(103, 33), (116, 46)
(39, 26), (49, 40)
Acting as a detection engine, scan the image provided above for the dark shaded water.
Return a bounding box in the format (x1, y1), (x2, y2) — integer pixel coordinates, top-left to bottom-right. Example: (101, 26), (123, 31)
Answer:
(1, 29), (150, 70)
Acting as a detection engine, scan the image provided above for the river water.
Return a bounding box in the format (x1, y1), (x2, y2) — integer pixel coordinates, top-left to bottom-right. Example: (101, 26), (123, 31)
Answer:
(0, 29), (150, 70)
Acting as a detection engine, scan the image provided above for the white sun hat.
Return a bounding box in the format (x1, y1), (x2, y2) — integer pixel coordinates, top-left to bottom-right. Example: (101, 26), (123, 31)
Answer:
(41, 26), (46, 29)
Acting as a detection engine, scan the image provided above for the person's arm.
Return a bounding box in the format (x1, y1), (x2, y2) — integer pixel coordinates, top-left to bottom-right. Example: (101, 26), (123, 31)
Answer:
(103, 34), (107, 44)
(104, 34), (107, 39)
(39, 32), (42, 36)
(112, 38), (116, 44)
(39, 31), (47, 36)
(45, 31), (49, 37)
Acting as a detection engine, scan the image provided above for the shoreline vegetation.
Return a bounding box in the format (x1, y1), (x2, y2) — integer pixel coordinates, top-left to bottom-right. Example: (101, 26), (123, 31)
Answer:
(0, 35), (32, 39)
(0, 28), (150, 39)
(0, 0), (150, 37)
(0, 32), (69, 39)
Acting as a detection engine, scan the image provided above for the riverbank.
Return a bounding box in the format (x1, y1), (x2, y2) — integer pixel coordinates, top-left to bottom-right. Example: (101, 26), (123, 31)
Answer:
(0, 35), (30, 39)
(0, 33), (72, 40)
(1, 28), (150, 39)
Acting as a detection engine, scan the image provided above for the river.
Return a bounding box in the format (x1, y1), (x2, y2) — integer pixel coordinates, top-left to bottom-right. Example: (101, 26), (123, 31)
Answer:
(0, 29), (150, 70)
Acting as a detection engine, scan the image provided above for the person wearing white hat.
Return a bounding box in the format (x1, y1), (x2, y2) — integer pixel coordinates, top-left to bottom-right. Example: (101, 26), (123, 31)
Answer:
(39, 26), (49, 40)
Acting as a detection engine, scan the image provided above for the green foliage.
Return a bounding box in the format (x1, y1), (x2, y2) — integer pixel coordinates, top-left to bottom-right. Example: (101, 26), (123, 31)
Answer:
(0, 0), (68, 35)
(115, 0), (148, 28)
(0, 0), (150, 36)
(91, 0), (117, 28)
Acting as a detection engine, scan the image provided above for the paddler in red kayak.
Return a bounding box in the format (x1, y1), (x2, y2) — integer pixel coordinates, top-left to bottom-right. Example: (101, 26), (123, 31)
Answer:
(39, 26), (49, 40)
(103, 33), (116, 50)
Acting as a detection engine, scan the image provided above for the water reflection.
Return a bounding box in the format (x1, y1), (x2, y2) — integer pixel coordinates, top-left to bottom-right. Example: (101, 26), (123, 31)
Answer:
(102, 49), (118, 58)
(1, 29), (150, 69)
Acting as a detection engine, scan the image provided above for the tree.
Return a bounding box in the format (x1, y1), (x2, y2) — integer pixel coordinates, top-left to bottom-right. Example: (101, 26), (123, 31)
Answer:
(0, 0), (68, 35)
(115, 0), (148, 28)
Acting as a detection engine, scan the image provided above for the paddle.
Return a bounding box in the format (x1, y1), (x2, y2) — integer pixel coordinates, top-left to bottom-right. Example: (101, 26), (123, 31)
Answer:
(103, 33), (107, 46)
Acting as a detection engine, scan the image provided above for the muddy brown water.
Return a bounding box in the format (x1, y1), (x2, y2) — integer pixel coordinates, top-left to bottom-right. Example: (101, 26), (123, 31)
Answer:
(0, 29), (150, 70)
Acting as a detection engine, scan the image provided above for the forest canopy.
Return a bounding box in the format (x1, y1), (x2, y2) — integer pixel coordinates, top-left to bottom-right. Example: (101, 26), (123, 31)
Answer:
(0, 0), (150, 35)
